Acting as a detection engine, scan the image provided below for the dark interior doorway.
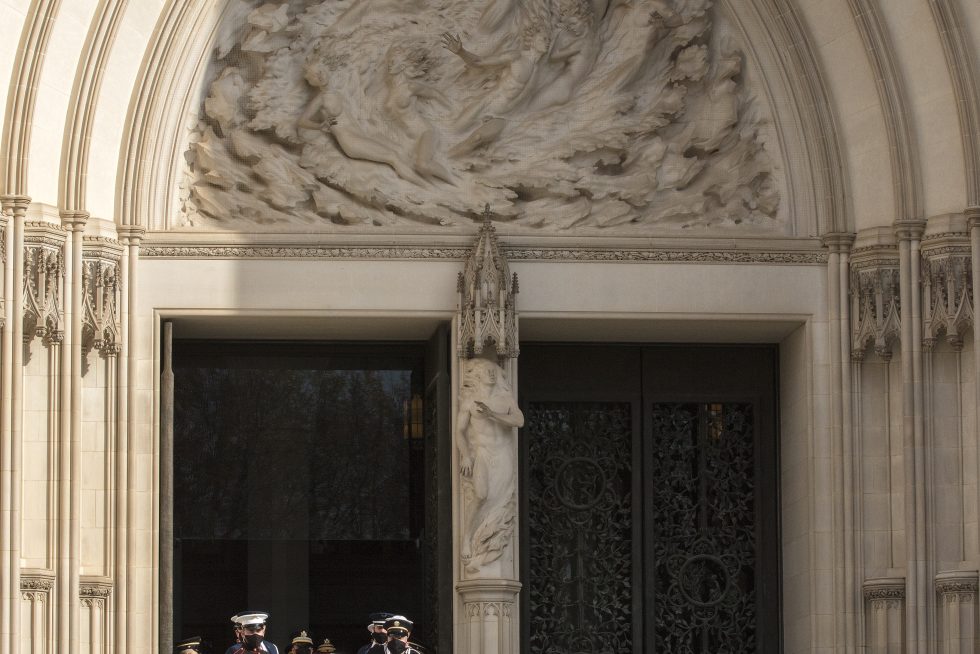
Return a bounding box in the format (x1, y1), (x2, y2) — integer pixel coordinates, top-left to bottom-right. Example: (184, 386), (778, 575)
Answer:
(170, 337), (451, 654)
(519, 344), (781, 654)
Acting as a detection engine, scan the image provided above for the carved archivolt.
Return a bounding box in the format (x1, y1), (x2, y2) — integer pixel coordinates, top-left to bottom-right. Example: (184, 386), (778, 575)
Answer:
(81, 240), (123, 360)
(921, 240), (973, 349)
(850, 254), (901, 359)
(24, 224), (66, 346)
(179, 0), (782, 232)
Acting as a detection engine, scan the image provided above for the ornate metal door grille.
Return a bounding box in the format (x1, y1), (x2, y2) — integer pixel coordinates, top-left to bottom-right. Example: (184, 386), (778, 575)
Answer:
(525, 402), (633, 654)
(650, 402), (757, 653)
(520, 345), (779, 654)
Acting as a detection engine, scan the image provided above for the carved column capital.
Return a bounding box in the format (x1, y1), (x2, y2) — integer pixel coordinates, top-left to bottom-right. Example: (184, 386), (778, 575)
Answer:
(59, 209), (90, 232)
(863, 576), (906, 608)
(116, 224), (146, 246)
(936, 570), (978, 602)
(894, 219), (926, 241)
(965, 205), (980, 230)
(821, 231), (856, 253)
(0, 194), (32, 215)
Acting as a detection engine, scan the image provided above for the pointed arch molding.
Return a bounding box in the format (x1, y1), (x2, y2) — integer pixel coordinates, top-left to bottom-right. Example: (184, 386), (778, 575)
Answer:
(60, 0), (131, 212)
(0, 0), (62, 195)
(845, 0), (921, 222)
(118, 0), (849, 236)
(928, 0), (980, 206)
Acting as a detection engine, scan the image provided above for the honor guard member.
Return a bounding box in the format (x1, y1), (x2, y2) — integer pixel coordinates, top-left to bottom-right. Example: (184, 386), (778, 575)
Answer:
(357, 612), (392, 654)
(176, 636), (206, 654)
(225, 611), (280, 654)
(315, 639), (336, 654)
(286, 631), (314, 654)
(382, 616), (422, 654)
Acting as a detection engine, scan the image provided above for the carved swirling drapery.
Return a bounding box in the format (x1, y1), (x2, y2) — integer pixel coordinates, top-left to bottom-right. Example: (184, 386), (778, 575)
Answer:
(649, 403), (757, 652)
(178, 0), (781, 231)
(526, 402), (632, 654)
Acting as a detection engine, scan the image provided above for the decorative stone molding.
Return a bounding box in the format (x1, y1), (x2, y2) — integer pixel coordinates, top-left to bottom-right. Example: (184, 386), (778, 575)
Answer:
(81, 238), (123, 361)
(921, 233), (973, 349)
(20, 574), (54, 592)
(936, 571), (978, 602)
(23, 222), (66, 346)
(80, 580), (112, 608)
(140, 244), (829, 264)
(457, 208), (518, 360)
(935, 571), (978, 650)
(850, 248), (902, 359)
(863, 577), (906, 652)
(457, 579), (521, 654)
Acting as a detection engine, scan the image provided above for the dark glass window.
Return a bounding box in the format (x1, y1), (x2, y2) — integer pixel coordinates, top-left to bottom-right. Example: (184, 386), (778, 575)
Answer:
(173, 342), (426, 654)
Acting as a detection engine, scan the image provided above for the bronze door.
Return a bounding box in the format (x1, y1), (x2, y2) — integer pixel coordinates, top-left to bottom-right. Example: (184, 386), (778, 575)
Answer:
(519, 345), (780, 654)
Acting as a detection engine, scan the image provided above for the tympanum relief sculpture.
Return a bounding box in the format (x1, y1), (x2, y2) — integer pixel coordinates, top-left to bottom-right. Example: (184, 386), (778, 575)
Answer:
(179, 0), (781, 231)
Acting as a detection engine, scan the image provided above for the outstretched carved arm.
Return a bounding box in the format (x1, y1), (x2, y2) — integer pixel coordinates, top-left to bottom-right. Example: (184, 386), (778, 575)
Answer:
(474, 400), (525, 428)
(441, 32), (517, 69)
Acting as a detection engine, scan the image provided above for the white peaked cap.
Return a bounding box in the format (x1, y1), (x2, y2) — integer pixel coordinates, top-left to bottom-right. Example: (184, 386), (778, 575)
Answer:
(231, 612), (269, 626)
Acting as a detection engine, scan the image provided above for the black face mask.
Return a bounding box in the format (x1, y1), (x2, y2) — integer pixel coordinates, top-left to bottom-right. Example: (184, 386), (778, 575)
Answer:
(243, 634), (263, 650)
(387, 640), (406, 654)
(372, 633), (387, 644)
(296, 646), (312, 654)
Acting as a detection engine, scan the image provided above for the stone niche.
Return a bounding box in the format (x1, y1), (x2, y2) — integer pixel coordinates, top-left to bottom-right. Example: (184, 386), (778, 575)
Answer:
(177, 0), (786, 234)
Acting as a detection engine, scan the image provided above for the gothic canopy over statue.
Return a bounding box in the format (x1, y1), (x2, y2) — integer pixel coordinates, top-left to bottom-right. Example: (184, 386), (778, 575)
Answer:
(179, 0), (782, 232)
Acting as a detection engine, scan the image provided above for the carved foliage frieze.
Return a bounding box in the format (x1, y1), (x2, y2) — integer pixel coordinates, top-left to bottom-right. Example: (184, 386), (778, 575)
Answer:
(24, 225), (66, 347)
(80, 582), (112, 609)
(82, 240), (123, 362)
(178, 0), (782, 232)
(850, 255), (901, 359)
(921, 242), (973, 349)
(863, 578), (905, 612)
(936, 575), (978, 604)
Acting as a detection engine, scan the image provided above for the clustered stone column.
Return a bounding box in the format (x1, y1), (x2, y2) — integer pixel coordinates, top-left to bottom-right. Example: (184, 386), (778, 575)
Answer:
(0, 198), (124, 654)
(454, 210), (521, 654)
(847, 217), (980, 653)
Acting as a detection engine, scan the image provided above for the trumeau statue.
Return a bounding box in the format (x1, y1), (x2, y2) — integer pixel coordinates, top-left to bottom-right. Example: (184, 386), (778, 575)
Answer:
(456, 357), (524, 575)
(178, 0), (783, 232)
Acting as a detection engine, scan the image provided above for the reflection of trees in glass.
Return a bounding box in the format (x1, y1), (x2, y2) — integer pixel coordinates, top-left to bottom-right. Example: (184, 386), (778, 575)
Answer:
(175, 367), (413, 542)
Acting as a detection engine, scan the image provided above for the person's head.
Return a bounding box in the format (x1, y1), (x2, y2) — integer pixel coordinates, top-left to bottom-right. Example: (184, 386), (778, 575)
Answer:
(383, 615), (413, 652)
(368, 612), (392, 644)
(175, 636), (204, 654)
(231, 611), (269, 650)
(315, 639), (336, 654)
(288, 630), (313, 654)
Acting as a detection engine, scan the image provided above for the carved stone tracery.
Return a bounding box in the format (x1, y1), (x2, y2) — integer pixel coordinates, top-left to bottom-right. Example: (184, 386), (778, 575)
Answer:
(23, 223), (66, 347)
(457, 208), (518, 360)
(921, 237), (973, 349)
(849, 252), (901, 359)
(82, 239), (123, 361)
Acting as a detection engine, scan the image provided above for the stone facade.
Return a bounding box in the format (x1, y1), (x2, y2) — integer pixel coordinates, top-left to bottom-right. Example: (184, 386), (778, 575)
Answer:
(0, 1), (979, 653)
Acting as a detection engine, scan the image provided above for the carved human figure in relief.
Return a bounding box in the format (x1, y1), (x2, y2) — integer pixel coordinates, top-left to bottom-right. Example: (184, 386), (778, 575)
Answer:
(297, 52), (423, 184)
(456, 358), (524, 574)
(382, 45), (456, 184)
(525, 0), (600, 112)
(442, 19), (550, 129)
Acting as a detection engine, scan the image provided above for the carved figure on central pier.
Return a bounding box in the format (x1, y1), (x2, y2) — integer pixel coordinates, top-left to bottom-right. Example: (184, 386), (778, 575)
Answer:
(456, 358), (524, 575)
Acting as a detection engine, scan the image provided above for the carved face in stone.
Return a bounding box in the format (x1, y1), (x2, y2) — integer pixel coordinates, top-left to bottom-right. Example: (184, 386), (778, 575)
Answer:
(304, 60), (329, 88)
